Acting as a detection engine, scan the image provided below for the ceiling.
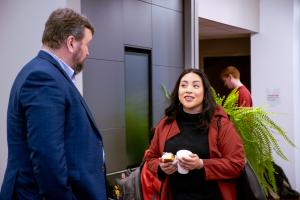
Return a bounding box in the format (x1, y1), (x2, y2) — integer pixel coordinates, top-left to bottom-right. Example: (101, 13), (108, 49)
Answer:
(199, 18), (252, 40)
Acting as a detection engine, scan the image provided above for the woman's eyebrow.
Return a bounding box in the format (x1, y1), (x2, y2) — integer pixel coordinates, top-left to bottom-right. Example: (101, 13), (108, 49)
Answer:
(193, 80), (201, 83)
(180, 80), (201, 84)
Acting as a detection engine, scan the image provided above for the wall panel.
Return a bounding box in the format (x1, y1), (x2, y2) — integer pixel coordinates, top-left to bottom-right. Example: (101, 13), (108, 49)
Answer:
(82, 0), (184, 172)
(82, 0), (124, 61)
(102, 129), (127, 172)
(152, 65), (182, 124)
(83, 59), (125, 130)
(123, 0), (152, 48)
(152, 5), (183, 67)
(152, 0), (183, 11)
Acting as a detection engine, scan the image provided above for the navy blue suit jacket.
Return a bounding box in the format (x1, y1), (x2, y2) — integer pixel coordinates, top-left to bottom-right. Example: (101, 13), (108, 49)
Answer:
(0, 51), (107, 200)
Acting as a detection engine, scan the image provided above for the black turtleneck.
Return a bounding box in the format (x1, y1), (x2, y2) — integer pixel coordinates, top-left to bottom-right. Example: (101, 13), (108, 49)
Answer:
(164, 109), (222, 200)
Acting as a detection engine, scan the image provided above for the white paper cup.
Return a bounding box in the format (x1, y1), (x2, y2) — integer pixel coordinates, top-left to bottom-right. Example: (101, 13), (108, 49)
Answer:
(176, 150), (192, 174)
(177, 163), (189, 174)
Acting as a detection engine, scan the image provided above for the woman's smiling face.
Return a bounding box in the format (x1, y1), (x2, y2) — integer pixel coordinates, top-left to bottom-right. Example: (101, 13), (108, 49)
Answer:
(178, 72), (204, 114)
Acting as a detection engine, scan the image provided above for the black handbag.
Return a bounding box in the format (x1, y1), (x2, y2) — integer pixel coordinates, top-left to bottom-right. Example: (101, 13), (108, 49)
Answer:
(236, 161), (267, 200)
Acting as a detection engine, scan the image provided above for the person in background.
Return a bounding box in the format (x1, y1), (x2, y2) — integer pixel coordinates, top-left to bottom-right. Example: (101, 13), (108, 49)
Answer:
(144, 68), (245, 200)
(0, 8), (107, 200)
(220, 65), (253, 107)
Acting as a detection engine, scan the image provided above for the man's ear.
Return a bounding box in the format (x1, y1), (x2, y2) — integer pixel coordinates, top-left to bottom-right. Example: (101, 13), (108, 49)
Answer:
(66, 35), (75, 53)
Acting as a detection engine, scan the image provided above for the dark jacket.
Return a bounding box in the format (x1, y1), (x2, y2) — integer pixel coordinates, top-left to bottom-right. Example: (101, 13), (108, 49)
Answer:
(144, 106), (245, 200)
(0, 51), (107, 200)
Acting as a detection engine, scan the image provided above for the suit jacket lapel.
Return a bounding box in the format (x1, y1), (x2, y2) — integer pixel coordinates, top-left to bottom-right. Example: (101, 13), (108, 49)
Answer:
(38, 50), (73, 83)
(37, 51), (102, 139)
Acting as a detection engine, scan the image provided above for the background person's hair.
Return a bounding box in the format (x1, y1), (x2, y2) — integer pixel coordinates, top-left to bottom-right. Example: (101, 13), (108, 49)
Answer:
(42, 8), (94, 49)
(220, 66), (240, 79)
(164, 68), (217, 128)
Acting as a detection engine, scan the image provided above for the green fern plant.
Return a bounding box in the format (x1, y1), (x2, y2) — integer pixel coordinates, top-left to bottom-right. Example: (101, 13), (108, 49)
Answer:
(211, 87), (295, 195)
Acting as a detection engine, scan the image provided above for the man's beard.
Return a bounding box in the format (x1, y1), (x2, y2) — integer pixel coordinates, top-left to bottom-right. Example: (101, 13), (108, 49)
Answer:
(74, 62), (84, 75)
(72, 50), (85, 75)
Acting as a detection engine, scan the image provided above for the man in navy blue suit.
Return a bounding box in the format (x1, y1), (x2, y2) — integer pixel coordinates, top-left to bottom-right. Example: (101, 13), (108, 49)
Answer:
(0, 8), (107, 200)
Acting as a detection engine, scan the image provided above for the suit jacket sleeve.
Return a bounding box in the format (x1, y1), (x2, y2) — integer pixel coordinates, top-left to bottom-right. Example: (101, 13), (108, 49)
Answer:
(20, 71), (75, 199)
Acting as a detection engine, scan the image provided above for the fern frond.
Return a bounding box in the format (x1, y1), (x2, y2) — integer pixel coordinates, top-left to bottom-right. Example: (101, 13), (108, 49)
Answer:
(223, 88), (239, 111)
(211, 87), (225, 106)
(161, 84), (171, 100)
(212, 87), (295, 196)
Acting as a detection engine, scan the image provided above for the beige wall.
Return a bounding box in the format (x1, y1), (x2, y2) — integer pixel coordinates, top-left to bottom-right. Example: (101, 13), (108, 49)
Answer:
(198, 0), (259, 32)
(251, 0), (300, 190)
(199, 38), (250, 68)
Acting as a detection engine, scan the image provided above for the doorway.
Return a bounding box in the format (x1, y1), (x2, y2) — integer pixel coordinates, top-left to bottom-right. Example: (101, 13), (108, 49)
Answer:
(204, 56), (251, 98)
(199, 18), (251, 98)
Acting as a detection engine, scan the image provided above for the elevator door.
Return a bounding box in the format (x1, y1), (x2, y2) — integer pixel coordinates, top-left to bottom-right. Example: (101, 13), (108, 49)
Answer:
(125, 48), (151, 167)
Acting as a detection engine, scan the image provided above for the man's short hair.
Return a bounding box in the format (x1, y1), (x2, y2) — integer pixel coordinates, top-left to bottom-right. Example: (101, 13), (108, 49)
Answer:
(220, 66), (240, 79)
(42, 8), (94, 49)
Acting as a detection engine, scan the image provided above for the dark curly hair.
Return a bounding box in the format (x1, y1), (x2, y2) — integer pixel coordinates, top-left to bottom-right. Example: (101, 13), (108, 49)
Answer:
(164, 68), (216, 127)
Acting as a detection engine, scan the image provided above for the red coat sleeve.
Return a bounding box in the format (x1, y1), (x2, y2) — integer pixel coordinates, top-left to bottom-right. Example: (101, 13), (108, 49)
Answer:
(203, 117), (245, 180)
(143, 119), (165, 177)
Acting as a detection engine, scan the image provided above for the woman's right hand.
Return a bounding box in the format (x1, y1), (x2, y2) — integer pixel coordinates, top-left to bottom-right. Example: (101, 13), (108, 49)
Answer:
(159, 158), (177, 175)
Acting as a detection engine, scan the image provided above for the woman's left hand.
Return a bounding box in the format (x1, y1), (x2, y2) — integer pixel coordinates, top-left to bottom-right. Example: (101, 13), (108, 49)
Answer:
(178, 153), (203, 170)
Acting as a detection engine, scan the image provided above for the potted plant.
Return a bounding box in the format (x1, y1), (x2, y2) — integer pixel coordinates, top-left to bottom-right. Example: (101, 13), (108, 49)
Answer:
(211, 88), (295, 196)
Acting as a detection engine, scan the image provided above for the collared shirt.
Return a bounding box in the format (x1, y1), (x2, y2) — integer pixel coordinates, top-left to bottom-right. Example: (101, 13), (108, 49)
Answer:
(41, 49), (76, 83)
